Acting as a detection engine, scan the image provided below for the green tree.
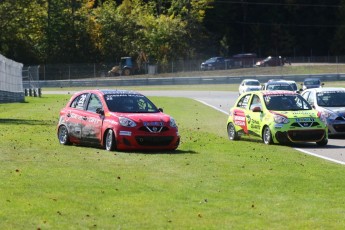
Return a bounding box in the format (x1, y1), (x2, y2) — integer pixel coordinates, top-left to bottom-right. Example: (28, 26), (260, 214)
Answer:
(0, 0), (47, 63)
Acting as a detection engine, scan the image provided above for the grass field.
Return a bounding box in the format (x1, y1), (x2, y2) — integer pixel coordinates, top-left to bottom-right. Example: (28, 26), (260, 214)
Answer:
(2, 94), (345, 229)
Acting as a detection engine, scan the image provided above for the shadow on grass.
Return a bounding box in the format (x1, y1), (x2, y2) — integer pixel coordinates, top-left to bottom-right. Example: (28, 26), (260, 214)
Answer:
(65, 143), (198, 155)
(0, 118), (53, 126)
(128, 149), (198, 155)
(234, 136), (345, 149)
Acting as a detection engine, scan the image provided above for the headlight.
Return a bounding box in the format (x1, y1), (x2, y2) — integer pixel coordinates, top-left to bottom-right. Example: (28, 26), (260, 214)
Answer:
(170, 117), (177, 127)
(119, 117), (136, 127)
(274, 115), (289, 124)
(321, 110), (337, 120)
(317, 111), (327, 124)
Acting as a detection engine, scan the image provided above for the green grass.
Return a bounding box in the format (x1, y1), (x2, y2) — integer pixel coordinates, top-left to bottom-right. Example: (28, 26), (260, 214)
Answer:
(1, 95), (345, 229)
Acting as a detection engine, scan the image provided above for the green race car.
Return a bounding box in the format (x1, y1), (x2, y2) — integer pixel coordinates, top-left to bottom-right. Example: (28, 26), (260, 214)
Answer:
(227, 90), (328, 146)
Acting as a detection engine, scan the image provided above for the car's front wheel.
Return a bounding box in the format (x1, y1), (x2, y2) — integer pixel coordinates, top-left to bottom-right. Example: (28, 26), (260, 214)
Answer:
(58, 125), (71, 145)
(263, 126), (273, 145)
(105, 129), (116, 151)
(227, 123), (240, 140)
(122, 68), (131, 76)
(316, 137), (328, 146)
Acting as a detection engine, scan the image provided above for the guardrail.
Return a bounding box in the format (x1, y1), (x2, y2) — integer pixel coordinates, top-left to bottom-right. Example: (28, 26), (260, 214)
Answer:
(23, 73), (345, 90)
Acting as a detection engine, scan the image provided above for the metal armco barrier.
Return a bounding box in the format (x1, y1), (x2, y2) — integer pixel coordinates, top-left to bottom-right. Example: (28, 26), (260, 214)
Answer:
(23, 73), (345, 89)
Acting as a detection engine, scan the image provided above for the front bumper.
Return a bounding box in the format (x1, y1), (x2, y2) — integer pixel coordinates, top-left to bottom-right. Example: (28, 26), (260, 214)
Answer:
(115, 129), (180, 151)
(274, 129), (326, 144)
(328, 120), (345, 135)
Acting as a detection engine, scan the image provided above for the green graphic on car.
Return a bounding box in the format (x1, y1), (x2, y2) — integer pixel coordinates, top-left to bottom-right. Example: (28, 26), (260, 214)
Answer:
(227, 91), (328, 146)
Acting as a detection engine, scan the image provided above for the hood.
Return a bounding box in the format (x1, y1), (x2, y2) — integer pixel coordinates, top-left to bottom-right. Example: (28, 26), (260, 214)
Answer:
(110, 112), (171, 123)
(271, 110), (319, 118)
(321, 107), (345, 116)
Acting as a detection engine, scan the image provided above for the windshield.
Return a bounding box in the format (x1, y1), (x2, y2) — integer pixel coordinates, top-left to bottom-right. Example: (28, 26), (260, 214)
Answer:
(267, 84), (293, 91)
(289, 83), (298, 91)
(104, 94), (159, 113)
(264, 94), (312, 111)
(246, 81), (260, 86)
(317, 91), (345, 107)
(305, 80), (320, 85)
(206, 57), (218, 62)
(263, 57), (272, 62)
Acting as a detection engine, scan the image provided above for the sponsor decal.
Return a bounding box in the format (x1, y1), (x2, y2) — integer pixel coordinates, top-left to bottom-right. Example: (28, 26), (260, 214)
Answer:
(234, 114), (248, 132)
(274, 124), (284, 128)
(143, 121), (164, 126)
(295, 118), (315, 122)
(119, 131), (132, 136)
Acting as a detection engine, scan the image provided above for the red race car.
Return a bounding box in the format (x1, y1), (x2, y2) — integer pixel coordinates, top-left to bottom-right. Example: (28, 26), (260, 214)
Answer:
(57, 89), (180, 151)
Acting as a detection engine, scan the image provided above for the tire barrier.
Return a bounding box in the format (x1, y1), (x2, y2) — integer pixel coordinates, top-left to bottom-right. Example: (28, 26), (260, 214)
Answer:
(24, 88), (42, 97)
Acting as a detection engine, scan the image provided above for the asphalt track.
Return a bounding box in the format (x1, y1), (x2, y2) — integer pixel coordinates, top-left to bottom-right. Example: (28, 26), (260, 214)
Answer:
(47, 90), (345, 165)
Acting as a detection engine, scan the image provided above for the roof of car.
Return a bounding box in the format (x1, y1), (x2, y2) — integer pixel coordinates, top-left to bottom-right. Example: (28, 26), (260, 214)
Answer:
(75, 89), (141, 96)
(261, 90), (297, 96)
(266, 80), (290, 85)
(242, 79), (260, 82)
(304, 87), (345, 92)
(99, 89), (141, 95)
(304, 78), (320, 81)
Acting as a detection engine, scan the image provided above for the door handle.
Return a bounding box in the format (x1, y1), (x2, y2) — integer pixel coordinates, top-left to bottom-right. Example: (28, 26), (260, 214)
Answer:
(82, 116), (87, 120)
(67, 113), (71, 117)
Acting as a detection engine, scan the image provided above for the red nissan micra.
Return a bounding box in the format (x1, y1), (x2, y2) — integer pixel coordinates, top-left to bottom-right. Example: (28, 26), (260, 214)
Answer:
(57, 89), (180, 151)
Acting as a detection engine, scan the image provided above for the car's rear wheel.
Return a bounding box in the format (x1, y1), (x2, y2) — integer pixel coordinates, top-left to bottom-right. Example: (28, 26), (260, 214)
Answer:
(227, 123), (240, 140)
(316, 137), (328, 146)
(105, 129), (116, 151)
(263, 126), (273, 145)
(58, 125), (71, 145)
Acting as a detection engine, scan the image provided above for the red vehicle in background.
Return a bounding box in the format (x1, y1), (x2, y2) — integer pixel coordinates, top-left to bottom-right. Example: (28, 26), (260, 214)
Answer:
(57, 89), (180, 151)
(255, 56), (286, 67)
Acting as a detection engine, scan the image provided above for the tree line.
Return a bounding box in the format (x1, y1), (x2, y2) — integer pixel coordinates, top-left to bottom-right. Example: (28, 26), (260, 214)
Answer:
(1, 0), (344, 65)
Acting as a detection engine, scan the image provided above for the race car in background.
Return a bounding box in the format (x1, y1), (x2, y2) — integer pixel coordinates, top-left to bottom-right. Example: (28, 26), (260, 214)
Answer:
(301, 87), (345, 136)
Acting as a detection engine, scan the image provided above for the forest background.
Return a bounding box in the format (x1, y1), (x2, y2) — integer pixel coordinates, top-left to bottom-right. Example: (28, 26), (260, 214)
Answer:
(1, 0), (345, 66)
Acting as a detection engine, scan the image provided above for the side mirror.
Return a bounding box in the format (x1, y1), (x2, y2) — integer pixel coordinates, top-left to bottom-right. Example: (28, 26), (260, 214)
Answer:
(158, 108), (163, 112)
(96, 108), (104, 116)
(252, 106), (262, 112)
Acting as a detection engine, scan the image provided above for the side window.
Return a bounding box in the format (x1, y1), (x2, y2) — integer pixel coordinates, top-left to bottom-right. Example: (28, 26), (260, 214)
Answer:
(301, 91), (314, 106)
(236, 94), (251, 109)
(306, 91), (315, 105)
(86, 94), (103, 113)
(70, 93), (88, 110)
(301, 91), (310, 101)
(250, 95), (262, 110)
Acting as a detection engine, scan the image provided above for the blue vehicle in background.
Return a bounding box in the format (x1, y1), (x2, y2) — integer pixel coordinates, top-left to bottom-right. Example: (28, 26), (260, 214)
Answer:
(302, 78), (324, 90)
(200, 57), (230, 70)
